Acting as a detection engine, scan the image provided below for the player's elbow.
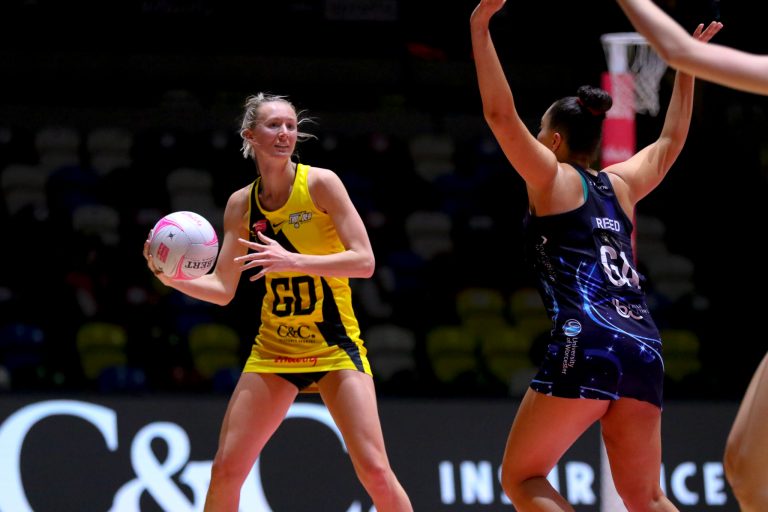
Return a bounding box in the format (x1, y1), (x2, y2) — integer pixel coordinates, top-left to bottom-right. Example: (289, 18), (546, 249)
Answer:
(212, 296), (232, 307)
(658, 42), (693, 71)
(362, 255), (376, 278)
(356, 253), (375, 278)
(484, 109), (525, 144)
(212, 289), (237, 307)
(660, 138), (686, 168)
(483, 109), (514, 130)
(651, 153), (678, 183)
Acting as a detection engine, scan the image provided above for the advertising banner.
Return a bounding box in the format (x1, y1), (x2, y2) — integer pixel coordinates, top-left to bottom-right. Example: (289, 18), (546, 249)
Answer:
(0, 396), (737, 511)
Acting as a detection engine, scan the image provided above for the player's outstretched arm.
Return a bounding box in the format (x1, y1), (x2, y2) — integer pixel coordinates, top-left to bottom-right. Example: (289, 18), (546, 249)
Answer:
(606, 21), (720, 203)
(616, 0), (768, 95)
(470, 0), (559, 192)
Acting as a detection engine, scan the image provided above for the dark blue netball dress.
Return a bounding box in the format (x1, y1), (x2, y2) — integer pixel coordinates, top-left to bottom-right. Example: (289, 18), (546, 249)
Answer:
(523, 164), (664, 408)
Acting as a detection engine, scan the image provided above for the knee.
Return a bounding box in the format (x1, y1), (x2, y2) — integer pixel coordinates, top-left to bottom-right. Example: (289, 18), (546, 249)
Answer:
(499, 466), (517, 497)
(354, 457), (395, 494)
(723, 435), (748, 489)
(723, 441), (740, 490)
(724, 440), (751, 505)
(614, 482), (667, 512)
(499, 466), (531, 504)
(724, 451), (767, 511)
(209, 452), (253, 487)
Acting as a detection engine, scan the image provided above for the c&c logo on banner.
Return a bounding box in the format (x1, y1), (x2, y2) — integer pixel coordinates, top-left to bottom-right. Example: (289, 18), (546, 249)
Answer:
(0, 400), (373, 512)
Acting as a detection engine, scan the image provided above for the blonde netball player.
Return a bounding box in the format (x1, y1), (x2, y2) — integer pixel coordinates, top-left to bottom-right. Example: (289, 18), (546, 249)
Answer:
(614, 2), (768, 509)
(144, 93), (412, 512)
(470, 0), (721, 510)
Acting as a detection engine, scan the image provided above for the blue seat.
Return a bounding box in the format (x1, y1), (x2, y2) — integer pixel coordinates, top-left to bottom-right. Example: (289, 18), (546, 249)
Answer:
(97, 365), (149, 393)
(0, 322), (46, 389)
(211, 367), (240, 394)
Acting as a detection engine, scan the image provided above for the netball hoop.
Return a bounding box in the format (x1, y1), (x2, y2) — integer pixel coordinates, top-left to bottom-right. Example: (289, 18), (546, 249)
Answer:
(599, 32), (667, 168)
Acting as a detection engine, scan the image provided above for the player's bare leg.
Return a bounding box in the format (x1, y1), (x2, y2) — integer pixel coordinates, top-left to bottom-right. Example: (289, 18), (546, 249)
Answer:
(724, 352), (768, 511)
(500, 389), (609, 511)
(204, 373), (298, 512)
(319, 370), (413, 512)
(601, 397), (678, 511)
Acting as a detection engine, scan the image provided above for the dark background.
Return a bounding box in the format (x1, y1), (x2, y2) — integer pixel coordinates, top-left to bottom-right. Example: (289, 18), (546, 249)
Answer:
(1, 0), (767, 401)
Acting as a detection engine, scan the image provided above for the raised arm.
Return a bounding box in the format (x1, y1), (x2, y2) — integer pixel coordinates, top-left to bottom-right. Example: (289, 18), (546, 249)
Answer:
(616, 0), (768, 95)
(470, 0), (559, 191)
(606, 22), (721, 204)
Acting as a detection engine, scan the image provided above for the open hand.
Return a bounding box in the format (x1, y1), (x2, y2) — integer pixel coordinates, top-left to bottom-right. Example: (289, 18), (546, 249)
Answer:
(235, 231), (296, 281)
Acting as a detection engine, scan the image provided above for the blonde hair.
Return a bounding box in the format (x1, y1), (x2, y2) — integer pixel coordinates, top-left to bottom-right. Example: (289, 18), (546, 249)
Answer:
(239, 93), (316, 160)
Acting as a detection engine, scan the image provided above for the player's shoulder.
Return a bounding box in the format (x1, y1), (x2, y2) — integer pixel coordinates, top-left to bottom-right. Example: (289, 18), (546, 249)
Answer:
(306, 165), (343, 187)
(305, 164), (337, 178)
(226, 183), (253, 209)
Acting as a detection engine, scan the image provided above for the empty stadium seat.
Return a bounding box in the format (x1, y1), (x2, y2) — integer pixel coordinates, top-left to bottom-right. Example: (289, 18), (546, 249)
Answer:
(187, 323), (243, 383)
(365, 323), (418, 382)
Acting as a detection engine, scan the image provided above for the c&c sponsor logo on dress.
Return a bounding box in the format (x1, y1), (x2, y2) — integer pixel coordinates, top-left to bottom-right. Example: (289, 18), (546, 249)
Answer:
(275, 324), (316, 344)
(277, 324), (314, 340)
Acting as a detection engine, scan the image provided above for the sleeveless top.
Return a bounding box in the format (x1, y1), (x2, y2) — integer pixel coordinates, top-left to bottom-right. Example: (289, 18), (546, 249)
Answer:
(242, 163), (371, 385)
(523, 164), (664, 406)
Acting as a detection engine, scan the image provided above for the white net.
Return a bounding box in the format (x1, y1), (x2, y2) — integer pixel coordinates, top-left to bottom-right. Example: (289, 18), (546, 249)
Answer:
(601, 32), (668, 116)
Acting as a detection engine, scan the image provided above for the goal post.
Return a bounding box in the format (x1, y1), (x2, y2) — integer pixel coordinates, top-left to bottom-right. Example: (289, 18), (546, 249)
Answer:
(600, 32), (667, 168)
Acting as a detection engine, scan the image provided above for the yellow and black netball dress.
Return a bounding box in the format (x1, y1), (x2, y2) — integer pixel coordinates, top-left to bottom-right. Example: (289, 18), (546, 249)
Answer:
(242, 164), (372, 391)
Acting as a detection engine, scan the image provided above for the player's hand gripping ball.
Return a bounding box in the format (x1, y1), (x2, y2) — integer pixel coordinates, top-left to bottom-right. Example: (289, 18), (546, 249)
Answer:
(148, 211), (219, 280)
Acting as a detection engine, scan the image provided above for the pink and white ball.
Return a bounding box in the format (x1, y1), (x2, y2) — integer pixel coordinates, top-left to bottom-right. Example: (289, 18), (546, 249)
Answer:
(149, 211), (219, 280)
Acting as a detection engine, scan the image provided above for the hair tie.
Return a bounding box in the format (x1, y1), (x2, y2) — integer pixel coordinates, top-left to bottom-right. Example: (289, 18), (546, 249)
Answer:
(577, 97), (600, 116)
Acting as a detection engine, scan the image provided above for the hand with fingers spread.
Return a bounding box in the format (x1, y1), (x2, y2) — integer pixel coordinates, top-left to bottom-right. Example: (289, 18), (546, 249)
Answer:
(235, 232), (297, 281)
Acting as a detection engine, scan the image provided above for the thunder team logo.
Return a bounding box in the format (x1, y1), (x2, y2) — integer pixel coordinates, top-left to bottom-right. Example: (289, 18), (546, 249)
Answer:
(288, 211), (312, 228)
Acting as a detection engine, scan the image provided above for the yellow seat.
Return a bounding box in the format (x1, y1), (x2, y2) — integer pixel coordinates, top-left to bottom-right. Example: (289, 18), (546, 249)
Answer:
(76, 321), (128, 380)
(456, 287), (507, 336)
(478, 325), (536, 390)
(509, 287), (552, 339)
(425, 325), (478, 384)
(187, 323), (242, 380)
(661, 328), (701, 382)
